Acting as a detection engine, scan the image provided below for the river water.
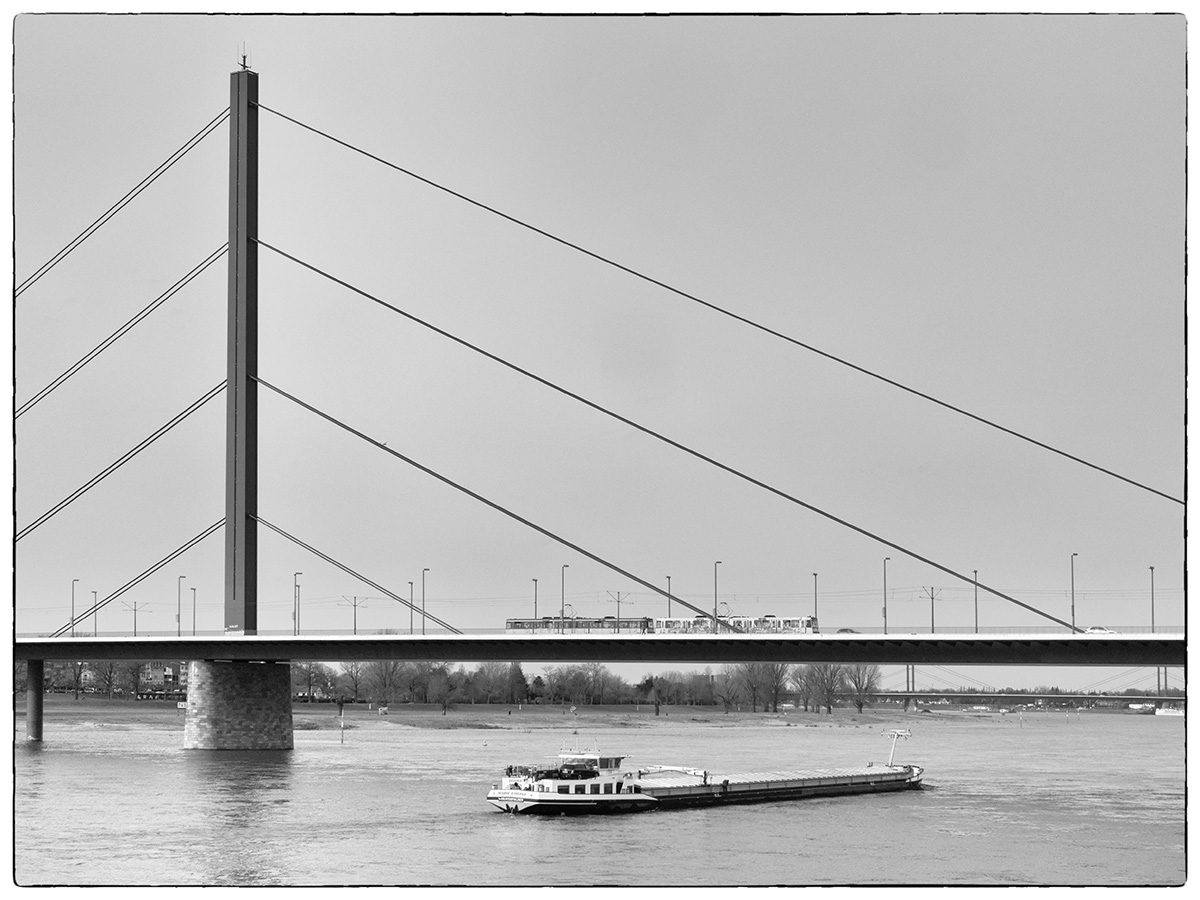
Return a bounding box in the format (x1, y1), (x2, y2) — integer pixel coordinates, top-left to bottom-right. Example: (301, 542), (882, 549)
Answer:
(13, 707), (1185, 886)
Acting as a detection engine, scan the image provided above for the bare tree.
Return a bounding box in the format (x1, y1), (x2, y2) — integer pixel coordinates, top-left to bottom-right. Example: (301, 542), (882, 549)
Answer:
(789, 665), (814, 712)
(339, 661), (366, 702)
(90, 660), (120, 699)
(365, 659), (405, 705)
(737, 663), (769, 712)
(473, 661), (508, 703)
(582, 662), (609, 704)
(807, 663), (845, 714)
(714, 665), (742, 712)
(762, 662), (791, 712)
(121, 661), (143, 697)
(68, 661), (88, 700)
(844, 663), (882, 713)
(687, 669), (715, 706)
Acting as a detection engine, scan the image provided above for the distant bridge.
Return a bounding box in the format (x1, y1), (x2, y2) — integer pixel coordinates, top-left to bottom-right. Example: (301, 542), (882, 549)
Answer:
(14, 632), (1185, 667)
(873, 691), (1183, 703)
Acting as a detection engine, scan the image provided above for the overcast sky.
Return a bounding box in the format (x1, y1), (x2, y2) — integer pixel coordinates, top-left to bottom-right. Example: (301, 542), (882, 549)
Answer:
(11, 12), (1185, 691)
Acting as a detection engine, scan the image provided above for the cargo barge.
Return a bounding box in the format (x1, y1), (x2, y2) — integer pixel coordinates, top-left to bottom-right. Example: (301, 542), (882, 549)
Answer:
(486, 729), (923, 815)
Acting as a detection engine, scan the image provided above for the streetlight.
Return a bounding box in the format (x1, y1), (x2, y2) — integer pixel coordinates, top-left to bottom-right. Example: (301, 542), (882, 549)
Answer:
(666, 575), (672, 618)
(1149, 566), (1155, 633)
(92, 591), (98, 637)
(177, 575), (186, 637)
(422, 568), (430, 636)
(973, 570), (979, 633)
(713, 561), (722, 634)
(408, 582), (414, 634)
(71, 579), (79, 637)
(882, 559), (889, 634)
(560, 564), (569, 634)
(293, 572), (303, 635)
(533, 578), (538, 619)
(1070, 553), (1078, 632)
(191, 587), (197, 636)
(813, 573), (818, 621)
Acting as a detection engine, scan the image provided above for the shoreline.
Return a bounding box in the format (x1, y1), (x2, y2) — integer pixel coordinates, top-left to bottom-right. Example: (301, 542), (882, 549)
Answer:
(12, 695), (1108, 734)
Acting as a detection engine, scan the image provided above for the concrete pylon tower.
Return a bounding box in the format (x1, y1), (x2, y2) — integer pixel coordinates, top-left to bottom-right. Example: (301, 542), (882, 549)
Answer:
(185, 68), (293, 750)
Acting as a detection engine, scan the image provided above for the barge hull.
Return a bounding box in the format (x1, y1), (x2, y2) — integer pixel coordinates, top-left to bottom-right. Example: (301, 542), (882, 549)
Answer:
(640, 765), (923, 811)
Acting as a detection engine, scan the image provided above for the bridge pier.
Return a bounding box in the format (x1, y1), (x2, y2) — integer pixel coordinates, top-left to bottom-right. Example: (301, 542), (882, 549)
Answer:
(25, 659), (44, 741)
(183, 660), (293, 750)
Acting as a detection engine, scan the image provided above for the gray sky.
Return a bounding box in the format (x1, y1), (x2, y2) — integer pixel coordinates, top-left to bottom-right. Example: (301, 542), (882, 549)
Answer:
(12, 12), (1185, 691)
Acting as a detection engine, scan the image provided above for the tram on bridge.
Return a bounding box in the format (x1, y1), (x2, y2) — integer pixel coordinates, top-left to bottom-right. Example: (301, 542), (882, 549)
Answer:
(504, 614), (821, 635)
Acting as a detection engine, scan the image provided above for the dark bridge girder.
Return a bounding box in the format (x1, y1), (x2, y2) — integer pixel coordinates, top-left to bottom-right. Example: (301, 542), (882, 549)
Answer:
(14, 635), (1184, 667)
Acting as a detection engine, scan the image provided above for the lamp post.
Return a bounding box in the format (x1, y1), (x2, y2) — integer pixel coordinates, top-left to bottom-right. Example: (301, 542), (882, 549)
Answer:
(293, 572), (302, 635)
(533, 578), (538, 619)
(560, 564), (569, 634)
(1149, 566), (1155, 634)
(713, 561), (722, 634)
(191, 587), (197, 636)
(882, 559), (889, 635)
(813, 573), (818, 621)
(1070, 553), (1077, 632)
(71, 579), (79, 637)
(177, 575), (186, 637)
(421, 568), (429, 636)
(973, 570), (979, 633)
(92, 590), (98, 637)
(408, 582), (414, 634)
(666, 575), (672, 618)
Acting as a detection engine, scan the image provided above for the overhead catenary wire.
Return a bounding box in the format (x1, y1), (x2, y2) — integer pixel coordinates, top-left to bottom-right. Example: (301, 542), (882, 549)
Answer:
(15, 108), (230, 299)
(252, 515), (462, 634)
(15, 245), (228, 418)
(49, 518), (225, 638)
(253, 376), (740, 632)
(255, 243), (1076, 632)
(256, 103), (1181, 507)
(16, 381), (226, 541)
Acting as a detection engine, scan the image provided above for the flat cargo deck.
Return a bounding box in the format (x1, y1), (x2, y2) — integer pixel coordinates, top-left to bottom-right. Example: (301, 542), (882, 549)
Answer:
(637, 764), (922, 809)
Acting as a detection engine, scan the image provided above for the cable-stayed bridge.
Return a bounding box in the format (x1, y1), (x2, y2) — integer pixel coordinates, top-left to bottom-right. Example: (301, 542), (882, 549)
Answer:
(15, 69), (1183, 746)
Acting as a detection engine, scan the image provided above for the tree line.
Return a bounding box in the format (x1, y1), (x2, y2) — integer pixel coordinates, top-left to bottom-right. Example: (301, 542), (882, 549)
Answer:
(299, 661), (883, 714)
(15, 660), (883, 713)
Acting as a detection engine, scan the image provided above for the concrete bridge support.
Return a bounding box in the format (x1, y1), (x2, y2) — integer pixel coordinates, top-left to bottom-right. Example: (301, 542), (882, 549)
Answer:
(26, 659), (44, 741)
(183, 660), (293, 750)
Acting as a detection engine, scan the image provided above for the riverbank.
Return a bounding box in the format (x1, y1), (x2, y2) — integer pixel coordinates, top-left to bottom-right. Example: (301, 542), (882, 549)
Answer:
(14, 694), (1090, 735)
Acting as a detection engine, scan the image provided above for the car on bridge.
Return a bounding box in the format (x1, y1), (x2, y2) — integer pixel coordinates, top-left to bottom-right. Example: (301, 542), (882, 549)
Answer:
(1084, 626), (1116, 635)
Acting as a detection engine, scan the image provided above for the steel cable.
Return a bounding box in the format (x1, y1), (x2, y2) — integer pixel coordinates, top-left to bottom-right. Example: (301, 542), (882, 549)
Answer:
(49, 517), (225, 638)
(16, 381), (226, 541)
(15, 245), (228, 419)
(16, 108), (230, 298)
(256, 103), (1181, 506)
(256, 243), (1077, 631)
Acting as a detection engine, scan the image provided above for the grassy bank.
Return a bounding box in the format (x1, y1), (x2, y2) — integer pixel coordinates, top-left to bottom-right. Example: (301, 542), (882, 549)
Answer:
(14, 694), (929, 733)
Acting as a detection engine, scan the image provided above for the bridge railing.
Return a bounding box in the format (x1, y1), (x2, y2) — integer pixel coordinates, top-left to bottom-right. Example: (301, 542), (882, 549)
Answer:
(15, 625), (1185, 639)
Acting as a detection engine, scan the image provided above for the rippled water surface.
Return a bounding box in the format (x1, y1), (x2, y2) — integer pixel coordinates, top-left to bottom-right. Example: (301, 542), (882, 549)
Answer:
(14, 708), (1185, 886)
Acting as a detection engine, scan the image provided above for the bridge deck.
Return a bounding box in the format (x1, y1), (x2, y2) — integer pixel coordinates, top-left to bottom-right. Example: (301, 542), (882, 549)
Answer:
(13, 633), (1184, 666)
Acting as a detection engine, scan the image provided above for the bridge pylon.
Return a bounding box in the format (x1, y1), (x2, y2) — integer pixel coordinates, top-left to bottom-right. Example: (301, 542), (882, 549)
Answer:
(184, 67), (293, 751)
